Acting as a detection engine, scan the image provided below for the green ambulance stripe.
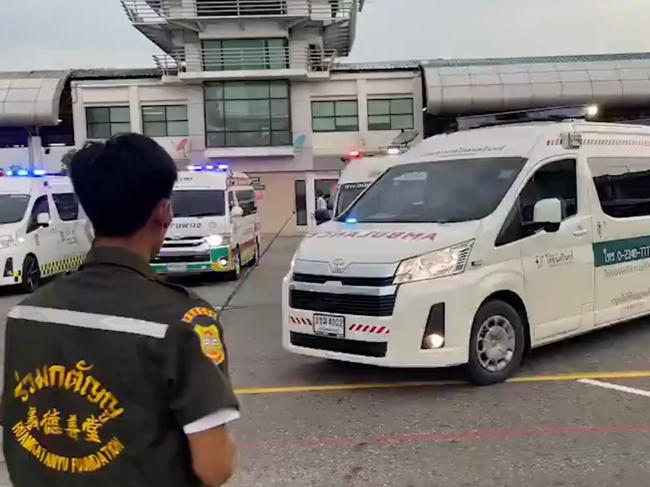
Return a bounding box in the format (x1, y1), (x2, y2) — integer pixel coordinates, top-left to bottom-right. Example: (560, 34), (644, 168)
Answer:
(151, 247), (232, 273)
(593, 236), (650, 267)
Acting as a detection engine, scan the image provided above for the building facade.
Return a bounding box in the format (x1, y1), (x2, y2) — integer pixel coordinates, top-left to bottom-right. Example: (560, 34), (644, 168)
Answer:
(70, 0), (423, 234)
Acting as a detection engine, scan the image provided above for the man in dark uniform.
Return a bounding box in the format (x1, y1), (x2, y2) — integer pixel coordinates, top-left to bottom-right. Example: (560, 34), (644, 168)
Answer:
(1, 134), (239, 487)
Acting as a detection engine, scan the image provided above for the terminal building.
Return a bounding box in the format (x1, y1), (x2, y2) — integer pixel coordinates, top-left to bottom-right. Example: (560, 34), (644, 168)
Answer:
(2, 1), (650, 234)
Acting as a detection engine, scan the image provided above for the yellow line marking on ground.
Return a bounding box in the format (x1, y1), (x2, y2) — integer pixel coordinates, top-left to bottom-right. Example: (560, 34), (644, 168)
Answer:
(234, 370), (650, 396)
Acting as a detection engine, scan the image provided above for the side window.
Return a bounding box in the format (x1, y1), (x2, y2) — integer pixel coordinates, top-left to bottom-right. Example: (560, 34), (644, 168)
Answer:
(52, 193), (80, 221)
(589, 157), (650, 218)
(228, 191), (236, 211)
(496, 159), (577, 246)
(27, 196), (50, 233)
(236, 190), (258, 217)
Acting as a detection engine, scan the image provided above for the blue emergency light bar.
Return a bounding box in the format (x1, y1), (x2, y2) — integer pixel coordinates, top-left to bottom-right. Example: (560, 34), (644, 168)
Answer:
(2, 168), (53, 177)
(188, 163), (230, 172)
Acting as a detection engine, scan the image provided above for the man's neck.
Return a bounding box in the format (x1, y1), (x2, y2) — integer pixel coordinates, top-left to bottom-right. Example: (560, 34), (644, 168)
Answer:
(93, 237), (152, 263)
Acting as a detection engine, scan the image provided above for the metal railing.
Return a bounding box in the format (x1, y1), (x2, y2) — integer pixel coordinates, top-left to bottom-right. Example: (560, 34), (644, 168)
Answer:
(154, 46), (336, 75)
(121, 0), (356, 22)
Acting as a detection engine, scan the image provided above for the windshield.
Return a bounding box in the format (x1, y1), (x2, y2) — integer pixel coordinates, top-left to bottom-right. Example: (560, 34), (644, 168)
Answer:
(342, 157), (526, 223)
(336, 183), (370, 216)
(0, 194), (30, 224)
(172, 190), (225, 217)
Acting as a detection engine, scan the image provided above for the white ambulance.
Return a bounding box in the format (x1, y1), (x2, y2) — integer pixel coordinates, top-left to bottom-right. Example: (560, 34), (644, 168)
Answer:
(333, 156), (402, 217)
(152, 166), (261, 279)
(283, 121), (650, 384)
(0, 170), (92, 292)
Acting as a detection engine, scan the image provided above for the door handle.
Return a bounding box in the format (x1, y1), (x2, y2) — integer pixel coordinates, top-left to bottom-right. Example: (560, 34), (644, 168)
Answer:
(573, 228), (588, 237)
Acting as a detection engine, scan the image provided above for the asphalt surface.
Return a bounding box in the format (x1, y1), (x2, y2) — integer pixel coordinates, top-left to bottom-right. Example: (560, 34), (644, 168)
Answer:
(2, 237), (650, 486)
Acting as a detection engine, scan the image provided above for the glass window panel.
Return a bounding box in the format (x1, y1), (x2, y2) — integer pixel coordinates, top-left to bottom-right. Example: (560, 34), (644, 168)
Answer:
(390, 98), (413, 114)
(224, 81), (269, 99)
(295, 180), (307, 226)
(336, 101), (357, 116)
(313, 118), (336, 132)
(267, 39), (287, 48)
(271, 99), (289, 117)
(167, 121), (189, 136)
(142, 106), (166, 122)
(110, 107), (131, 123)
(88, 123), (110, 139)
(204, 84), (224, 100)
(143, 121), (167, 137)
(391, 114), (414, 129)
(222, 39), (263, 49)
(368, 100), (390, 115)
(270, 81), (288, 98)
(202, 40), (222, 50)
(312, 102), (334, 117)
(206, 132), (225, 147)
(368, 115), (391, 130)
(205, 101), (225, 131)
(336, 116), (359, 131)
(271, 131), (291, 146)
(86, 107), (109, 123)
(110, 122), (131, 134)
(272, 117), (290, 131)
(226, 131), (271, 147)
(225, 100), (270, 132)
(166, 105), (188, 121)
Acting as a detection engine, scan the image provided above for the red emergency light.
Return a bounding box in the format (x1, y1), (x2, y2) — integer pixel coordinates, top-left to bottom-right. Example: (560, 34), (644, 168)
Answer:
(348, 149), (362, 159)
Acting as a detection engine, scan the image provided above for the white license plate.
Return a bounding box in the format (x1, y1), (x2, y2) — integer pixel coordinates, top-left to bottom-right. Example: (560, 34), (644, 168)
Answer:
(167, 263), (188, 273)
(313, 314), (345, 338)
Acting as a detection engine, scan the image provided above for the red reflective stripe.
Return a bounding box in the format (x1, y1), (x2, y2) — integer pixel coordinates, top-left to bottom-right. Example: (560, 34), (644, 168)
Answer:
(376, 326), (386, 334)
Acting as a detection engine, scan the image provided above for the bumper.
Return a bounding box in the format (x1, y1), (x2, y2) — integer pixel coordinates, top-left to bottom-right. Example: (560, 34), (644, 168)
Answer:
(151, 246), (234, 274)
(282, 273), (478, 368)
(0, 250), (21, 286)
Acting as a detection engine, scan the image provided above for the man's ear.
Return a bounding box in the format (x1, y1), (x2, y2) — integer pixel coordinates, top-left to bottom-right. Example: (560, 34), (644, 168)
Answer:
(153, 199), (173, 229)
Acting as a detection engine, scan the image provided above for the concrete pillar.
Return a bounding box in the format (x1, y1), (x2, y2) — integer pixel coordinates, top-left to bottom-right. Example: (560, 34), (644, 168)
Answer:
(129, 86), (141, 133)
(28, 135), (43, 169)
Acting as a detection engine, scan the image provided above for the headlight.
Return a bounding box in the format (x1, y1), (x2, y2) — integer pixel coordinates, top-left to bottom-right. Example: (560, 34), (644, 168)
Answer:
(205, 234), (231, 247)
(0, 235), (16, 249)
(393, 240), (474, 285)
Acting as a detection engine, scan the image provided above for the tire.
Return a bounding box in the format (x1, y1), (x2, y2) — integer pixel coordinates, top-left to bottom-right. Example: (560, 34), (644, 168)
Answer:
(226, 248), (242, 281)
(21, 255), (41, 294)
(465, 300), (525, 385)
(248, 239), (260, 267)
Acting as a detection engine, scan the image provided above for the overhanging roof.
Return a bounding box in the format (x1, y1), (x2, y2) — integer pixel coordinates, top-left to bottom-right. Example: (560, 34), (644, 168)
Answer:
(421, 52), (650, 115)
(0, 70), (72, 126)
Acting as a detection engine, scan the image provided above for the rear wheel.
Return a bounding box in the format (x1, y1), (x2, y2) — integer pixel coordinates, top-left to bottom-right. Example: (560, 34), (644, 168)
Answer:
(465, 300), (525, 385)
(21, 255), (41, 294)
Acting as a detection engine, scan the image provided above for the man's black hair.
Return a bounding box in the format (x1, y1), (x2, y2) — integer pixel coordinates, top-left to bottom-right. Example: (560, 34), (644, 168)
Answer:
(70, 133), (178, 237)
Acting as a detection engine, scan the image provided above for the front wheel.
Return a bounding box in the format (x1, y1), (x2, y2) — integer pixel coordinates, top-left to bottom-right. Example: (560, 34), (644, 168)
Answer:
(226, 249), (241, 281)
(248, 239), (260, 267)
(465, 300), (525, 385)
(21, 255), (41, 294)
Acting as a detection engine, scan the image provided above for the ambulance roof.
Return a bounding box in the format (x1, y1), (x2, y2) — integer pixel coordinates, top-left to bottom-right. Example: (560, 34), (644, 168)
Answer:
(0, 177), (45, 195)
(339, 156), (404, 185)
(174, 170), (252, 190)
(403, 121), (650, 164)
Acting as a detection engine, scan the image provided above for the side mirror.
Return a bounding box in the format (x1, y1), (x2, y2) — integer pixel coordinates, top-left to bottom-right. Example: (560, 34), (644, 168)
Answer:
(230, 206), (244, 218)
(314, 209), (331, 225)
(533, 198), (562, 232)
(36, 212), (51, 227)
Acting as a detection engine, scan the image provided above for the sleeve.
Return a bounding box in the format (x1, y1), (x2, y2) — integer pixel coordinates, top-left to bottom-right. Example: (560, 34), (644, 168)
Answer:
(164, 324), (240, 433)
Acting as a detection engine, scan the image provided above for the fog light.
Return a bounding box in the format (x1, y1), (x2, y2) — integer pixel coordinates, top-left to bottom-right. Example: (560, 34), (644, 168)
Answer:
(3, 258), (13, 277)
(423, 333), (445, 349)
(219, 258), (228, 267)
(421, 303), (445, 349)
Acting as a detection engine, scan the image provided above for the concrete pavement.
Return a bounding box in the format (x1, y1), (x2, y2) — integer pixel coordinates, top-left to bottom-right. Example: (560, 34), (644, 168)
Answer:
(2, 238), (650, 485)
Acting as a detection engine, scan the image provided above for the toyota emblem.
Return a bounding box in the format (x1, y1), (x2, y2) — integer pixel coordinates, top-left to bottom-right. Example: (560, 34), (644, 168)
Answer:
(330, 258), (347, 274)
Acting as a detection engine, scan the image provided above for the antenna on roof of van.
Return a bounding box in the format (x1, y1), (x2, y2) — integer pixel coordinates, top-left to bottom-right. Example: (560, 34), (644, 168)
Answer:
(456, 105), (599, 131)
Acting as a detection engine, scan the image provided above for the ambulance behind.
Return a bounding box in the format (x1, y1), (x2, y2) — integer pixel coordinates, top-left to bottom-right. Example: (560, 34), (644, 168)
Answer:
(152, 165), (260, 279)
(334, 155), (403, 217)
(283, 121), (650, 384)
(0, 170), (92, 292)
